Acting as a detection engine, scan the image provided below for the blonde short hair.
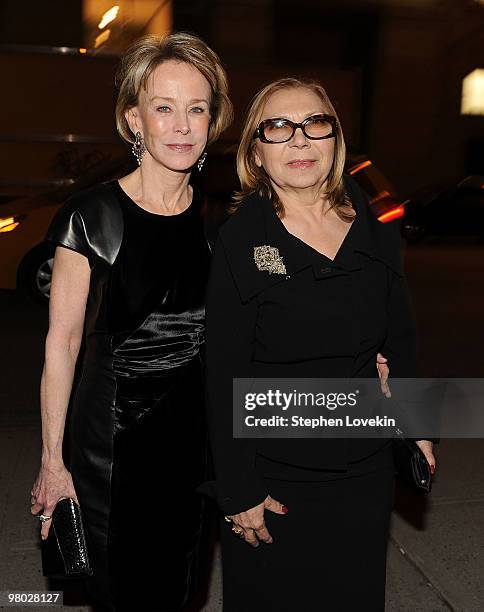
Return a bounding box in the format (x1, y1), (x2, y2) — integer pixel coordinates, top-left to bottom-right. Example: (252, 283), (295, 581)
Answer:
(234, 77), (350, 217)
(115, 32), (233, 146)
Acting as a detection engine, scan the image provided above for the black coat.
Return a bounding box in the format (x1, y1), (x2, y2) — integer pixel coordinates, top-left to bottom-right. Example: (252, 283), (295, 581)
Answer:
(199, 174), (417, 515)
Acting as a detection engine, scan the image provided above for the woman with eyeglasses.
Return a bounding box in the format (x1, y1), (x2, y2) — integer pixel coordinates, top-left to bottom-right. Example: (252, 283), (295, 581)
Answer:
(200, 78), (436, 611)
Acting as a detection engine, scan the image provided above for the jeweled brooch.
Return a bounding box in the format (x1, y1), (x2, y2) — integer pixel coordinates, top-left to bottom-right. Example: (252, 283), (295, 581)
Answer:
(254, 245), (287, 275)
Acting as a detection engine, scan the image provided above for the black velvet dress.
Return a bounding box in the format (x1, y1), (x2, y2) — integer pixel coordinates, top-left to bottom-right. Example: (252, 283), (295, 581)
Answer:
(46, 180), (212, 611)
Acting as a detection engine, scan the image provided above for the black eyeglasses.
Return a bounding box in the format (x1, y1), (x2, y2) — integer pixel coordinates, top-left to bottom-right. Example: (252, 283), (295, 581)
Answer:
(253, 114), (337, 144)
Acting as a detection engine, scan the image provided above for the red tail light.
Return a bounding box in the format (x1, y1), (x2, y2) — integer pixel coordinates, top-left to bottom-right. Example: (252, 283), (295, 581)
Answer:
(377, 205), (405, 223)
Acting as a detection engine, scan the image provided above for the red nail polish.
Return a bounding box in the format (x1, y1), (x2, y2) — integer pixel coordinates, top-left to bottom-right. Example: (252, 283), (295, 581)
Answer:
(282, 505), (289, 514)
(430, 465), (435, 475)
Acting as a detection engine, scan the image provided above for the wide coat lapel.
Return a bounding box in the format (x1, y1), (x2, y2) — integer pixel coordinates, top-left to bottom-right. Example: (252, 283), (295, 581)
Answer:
(219, 176), (405, 304)
(343, 174), (404, 277)
(218, 191), (314, 303)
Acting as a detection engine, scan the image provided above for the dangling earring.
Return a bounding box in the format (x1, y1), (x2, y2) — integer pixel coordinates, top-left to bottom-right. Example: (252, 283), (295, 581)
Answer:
(132, 131), (145, 166)
(197, 151), (207, 172)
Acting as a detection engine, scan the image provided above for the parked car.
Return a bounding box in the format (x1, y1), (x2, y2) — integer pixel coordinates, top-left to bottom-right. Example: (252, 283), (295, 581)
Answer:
(0, 149), (406, 303)
(0, 155), (135, 303)
(402, 175), (484, 242)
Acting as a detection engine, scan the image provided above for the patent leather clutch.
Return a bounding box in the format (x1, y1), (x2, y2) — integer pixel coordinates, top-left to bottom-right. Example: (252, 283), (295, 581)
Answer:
(392, 436), (432, 494)
(41, 497), (93, 578)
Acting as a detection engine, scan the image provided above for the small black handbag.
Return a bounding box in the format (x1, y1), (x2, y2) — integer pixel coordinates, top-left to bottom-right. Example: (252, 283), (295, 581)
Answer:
(392, 436), (432, 493)
(41, 497), (93, 578)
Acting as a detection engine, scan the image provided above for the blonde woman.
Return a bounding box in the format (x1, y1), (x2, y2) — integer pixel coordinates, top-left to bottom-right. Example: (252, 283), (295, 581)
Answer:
(30, 33), (232, 611)
(202, 78), (435, 611)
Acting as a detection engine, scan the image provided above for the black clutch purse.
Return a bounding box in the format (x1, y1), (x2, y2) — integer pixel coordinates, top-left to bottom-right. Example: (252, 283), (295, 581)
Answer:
(392, 436), (432, 494)
(41, 497), (93, 578)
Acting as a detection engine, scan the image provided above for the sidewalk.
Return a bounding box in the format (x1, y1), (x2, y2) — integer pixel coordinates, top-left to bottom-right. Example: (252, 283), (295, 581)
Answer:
(1, 414), (482, 611)
(1, 241), (484, 612)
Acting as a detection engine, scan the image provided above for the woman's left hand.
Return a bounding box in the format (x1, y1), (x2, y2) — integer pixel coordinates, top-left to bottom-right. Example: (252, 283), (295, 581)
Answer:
(415, 440), (436, 475)
(376, 352), (391, 397)
(376, 353), (437, 474)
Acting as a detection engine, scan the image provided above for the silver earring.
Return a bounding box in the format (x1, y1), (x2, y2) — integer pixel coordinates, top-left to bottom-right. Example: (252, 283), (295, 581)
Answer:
(197, 151), (207, 172)
(132, 131), (145, 165)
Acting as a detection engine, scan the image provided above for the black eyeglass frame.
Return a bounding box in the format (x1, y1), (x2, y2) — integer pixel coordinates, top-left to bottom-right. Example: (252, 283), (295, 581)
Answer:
(253, 113), (338, 144)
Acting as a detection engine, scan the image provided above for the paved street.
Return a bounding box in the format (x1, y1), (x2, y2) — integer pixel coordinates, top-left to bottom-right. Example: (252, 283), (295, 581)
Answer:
(0, 238), (483, 611)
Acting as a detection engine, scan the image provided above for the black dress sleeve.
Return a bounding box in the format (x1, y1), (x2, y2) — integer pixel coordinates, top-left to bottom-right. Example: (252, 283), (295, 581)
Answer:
(380, 221), (417, 377)
(45, 197), (92, 260)
(379, 222), (439, 443)
(202, 236), (269, 515)
(345, 174), (417, 377)
(382, 274), (417, 377)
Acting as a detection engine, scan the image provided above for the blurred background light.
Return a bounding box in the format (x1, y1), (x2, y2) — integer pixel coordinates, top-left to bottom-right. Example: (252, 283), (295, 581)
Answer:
(98, 5), (120, 30)
(461, 68), (484, 115)
(0, 216), (21, 233)
(94, 29), (111, 49)
(348, 160), (372, 175)
(83, 0), (172, 53)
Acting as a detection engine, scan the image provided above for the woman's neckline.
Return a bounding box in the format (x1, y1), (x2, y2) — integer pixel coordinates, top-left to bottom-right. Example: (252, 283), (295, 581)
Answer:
(270, 199), (357, 263)
(111, 179), (197, 218)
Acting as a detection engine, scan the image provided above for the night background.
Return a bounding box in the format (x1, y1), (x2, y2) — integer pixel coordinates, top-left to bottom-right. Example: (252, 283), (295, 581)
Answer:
(0, 1), (483, 610)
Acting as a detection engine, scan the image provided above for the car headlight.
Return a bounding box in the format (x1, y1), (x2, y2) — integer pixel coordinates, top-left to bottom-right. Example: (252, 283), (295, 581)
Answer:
(0, 215), (25, 233)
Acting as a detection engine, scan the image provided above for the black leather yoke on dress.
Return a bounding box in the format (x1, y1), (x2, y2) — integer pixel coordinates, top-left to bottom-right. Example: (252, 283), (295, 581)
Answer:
(46, 180), (213, 611)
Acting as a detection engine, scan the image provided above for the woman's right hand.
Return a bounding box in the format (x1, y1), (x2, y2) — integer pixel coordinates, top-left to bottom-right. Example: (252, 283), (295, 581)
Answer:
(227, 495), (288, 548)
(30, 462), (79, 540)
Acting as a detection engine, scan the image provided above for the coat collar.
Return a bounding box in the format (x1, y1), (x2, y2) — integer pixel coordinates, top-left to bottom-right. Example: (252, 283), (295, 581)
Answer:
(219, 174), (403, 303)
(343, 174), (403, 277)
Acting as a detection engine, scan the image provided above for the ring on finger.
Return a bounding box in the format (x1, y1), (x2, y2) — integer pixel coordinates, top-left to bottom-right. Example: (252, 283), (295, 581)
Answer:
(224, 515), (233, 523)
(39, 514), (52, 523)
(231, 525), (244, 538)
